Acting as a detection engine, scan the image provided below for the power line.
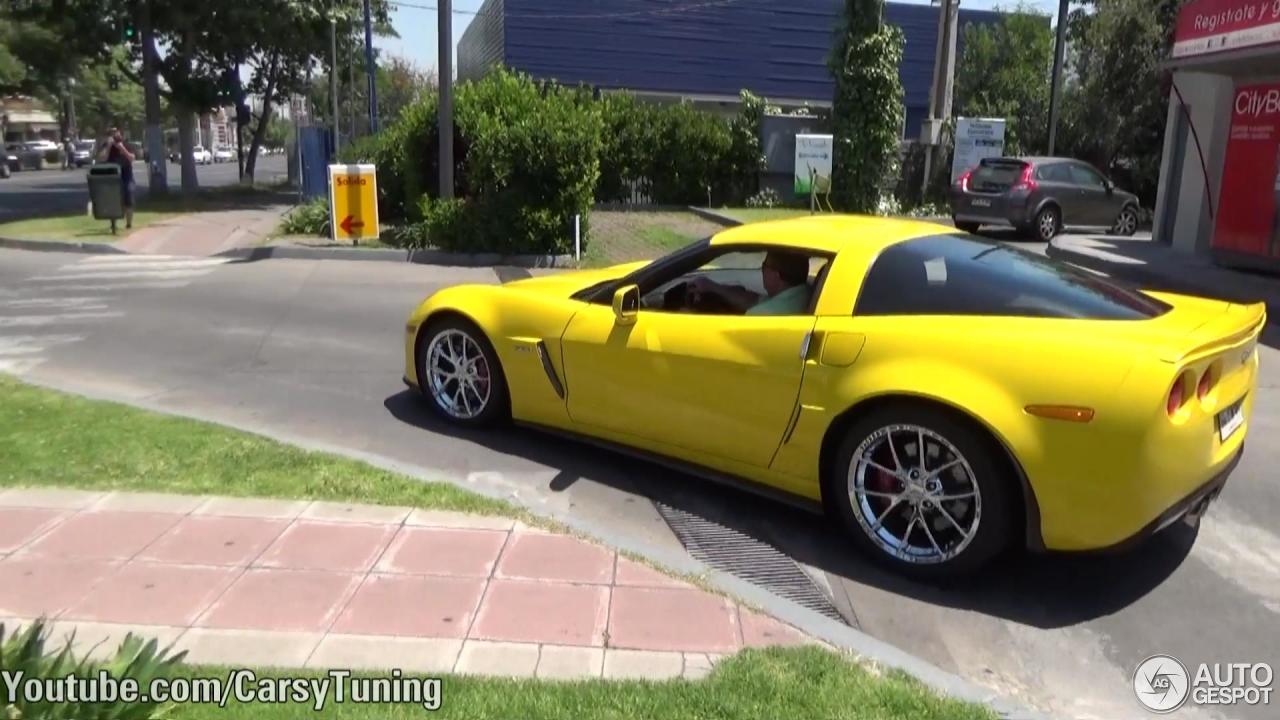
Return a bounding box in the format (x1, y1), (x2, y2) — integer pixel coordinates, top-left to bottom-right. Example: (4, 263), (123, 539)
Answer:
(388, 0), (746, 21)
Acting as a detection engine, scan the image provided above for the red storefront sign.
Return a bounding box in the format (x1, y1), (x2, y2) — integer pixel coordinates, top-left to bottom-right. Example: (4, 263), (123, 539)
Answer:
(1212, 83), (1280, 258)
(1173, 0), (1280, 58)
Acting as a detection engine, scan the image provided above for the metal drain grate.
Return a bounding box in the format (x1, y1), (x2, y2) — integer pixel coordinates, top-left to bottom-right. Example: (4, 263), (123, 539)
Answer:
(655, 503), (845, 622)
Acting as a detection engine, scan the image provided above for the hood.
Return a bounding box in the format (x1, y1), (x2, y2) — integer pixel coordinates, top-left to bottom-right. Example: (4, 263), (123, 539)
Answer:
(501, 261), (648, 297)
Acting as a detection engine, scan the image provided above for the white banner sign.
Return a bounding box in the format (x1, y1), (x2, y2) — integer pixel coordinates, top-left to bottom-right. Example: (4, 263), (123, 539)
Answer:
(951, 118), (1007, 183)
(794, 134), (833, 195)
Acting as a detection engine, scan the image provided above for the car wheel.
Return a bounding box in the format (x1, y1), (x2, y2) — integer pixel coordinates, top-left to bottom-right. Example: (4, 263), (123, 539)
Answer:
(829, 404), (1014, 579)
(416, 317), (510, 427)
(1034, 206), (1061, 242)
(0, 164), (9, 179)
(954, 221), (980, 234)
(1112, 205), (1139, 237)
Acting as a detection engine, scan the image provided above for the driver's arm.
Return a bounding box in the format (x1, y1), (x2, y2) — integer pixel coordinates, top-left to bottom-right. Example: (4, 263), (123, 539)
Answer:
(691, 276), (759, 313)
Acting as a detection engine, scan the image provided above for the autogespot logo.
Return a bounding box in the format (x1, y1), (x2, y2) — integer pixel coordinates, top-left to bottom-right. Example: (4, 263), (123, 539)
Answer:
(1134, 654), (1191, 713)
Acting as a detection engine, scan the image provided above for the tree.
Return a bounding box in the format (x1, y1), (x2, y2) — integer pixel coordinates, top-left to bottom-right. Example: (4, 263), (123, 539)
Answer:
(377, 54), (435, 126)
(954, 4), (1054, 156)
(71, 48), (146, 140)
(829, 0), (906, 212)
(1057, 0), (1186, 205)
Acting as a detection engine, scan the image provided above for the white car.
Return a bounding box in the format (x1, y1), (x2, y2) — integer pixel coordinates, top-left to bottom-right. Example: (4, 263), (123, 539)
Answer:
(212, 147), (234, 163)
(191, 145), (212, 164)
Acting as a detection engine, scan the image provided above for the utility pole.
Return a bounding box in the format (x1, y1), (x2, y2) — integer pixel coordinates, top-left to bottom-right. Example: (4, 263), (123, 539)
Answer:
(439, 0), (454, 198)
(1047, 0), (1069, 155)
(349, 24), (358, 139)
(363, 0), (378, 133)
(920, 0), (959, 200)
(331, 17), (340, 154)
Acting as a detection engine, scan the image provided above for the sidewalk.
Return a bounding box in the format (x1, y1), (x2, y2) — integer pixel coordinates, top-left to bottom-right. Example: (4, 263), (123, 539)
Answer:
(0, 487), (817, 680)
(1047, 234), (1280, 322)
(117, 205), (290, 256)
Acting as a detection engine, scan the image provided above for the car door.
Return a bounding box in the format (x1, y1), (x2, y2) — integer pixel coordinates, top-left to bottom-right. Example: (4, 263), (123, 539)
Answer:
(559, 247), (821, 468)
(1067, 163), (1114, 227)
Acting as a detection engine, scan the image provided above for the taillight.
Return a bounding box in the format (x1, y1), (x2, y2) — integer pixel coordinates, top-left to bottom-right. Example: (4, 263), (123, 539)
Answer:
(958, 169), (973, 192)
(1197, 369), (1215, 400)
(1013, 164), (1038, 191)
(1168, 372), (1190, 417)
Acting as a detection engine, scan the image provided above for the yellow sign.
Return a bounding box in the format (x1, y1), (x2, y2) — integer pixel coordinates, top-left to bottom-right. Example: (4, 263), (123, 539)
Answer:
(328, 164), (379, 242)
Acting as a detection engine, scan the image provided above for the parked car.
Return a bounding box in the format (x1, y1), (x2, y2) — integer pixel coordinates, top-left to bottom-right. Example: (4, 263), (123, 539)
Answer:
(213, 147), (234, 163)
(18, 140), (62, 170)
(192, 145), (212, 164)
(71, 140), (95, 167)
(950, 156), (1142, 242)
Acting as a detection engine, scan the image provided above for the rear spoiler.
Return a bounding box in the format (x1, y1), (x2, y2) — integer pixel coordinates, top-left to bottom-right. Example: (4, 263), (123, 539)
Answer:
(1159, 301), (1267, 364)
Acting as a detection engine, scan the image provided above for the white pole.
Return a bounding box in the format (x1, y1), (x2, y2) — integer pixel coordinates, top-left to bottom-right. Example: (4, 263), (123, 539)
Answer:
(574, 214), (581, 262)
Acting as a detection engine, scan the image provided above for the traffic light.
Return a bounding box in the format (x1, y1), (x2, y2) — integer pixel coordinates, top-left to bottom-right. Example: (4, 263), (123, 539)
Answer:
(121, 21), (136, 42)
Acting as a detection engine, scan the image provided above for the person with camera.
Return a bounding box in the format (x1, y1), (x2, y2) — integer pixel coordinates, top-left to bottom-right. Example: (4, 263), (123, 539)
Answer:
(98, 128), (136, 229)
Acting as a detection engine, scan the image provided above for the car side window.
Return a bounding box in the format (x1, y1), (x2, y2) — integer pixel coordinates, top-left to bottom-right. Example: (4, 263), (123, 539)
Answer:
(638, 246), (830, 317)
(1038, 163), (1071, 183)
(1068, 164), (1107, 189)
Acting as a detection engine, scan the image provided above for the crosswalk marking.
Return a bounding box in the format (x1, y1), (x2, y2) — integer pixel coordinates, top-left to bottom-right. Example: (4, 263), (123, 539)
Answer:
(0, 253), (231, 378)
(53, 259), (231, 273)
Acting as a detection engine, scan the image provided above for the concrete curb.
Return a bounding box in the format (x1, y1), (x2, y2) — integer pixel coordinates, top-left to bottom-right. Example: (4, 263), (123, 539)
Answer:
(687, 207), (744, 227)
(216, 245), (575, 268)
(0, 237), (127, 255)
(15, 373), (1053, 720)
(1046, 241), (1280, 323)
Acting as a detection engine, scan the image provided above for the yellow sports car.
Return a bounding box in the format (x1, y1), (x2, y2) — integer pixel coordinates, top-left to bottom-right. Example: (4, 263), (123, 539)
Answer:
(403, 215), (1263, 577)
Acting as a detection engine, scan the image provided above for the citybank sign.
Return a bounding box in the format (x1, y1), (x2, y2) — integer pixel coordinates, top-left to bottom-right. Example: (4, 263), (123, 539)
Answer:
(1173, 0), (1280, 58)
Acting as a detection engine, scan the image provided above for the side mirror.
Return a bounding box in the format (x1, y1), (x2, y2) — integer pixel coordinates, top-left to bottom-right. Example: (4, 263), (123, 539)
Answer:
(612, 284), (640, 325)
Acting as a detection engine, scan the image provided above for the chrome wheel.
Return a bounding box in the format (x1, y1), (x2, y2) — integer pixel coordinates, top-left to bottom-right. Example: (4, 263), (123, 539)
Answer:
(1037, 209), (1059, 241)
(847, 424), (982, 565)
(425, 329), (492, 420)
(1114, 207), (1137, 236)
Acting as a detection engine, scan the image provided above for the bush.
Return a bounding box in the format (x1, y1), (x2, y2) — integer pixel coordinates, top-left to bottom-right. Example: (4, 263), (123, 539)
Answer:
(746, 187), (782, 208)
(279, 196), (330, 236)
(1, 618), (187, 719)
(426, 69), (601, 255)
(597, 93), (661, 203)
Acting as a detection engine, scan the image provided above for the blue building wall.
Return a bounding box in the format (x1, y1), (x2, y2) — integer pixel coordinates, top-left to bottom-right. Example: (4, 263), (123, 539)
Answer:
(458, 0), (1004, 139)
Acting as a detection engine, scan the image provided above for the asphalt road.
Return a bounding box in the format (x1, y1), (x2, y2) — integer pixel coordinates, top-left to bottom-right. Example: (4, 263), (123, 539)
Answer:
(1, 247), (1277, 720)
(0, 156), (288, 222)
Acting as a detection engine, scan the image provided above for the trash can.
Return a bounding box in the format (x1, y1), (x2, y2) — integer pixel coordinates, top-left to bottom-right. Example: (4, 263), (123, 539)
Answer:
(87, 163), (125, 233)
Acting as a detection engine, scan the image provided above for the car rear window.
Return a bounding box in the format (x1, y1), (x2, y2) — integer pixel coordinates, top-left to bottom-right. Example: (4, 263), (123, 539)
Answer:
(855, 235), (1172, 319)
(970, 161), (1026, 192)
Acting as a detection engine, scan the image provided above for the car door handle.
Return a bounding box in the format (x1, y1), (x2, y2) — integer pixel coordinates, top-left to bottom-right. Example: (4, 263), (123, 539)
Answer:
(800, 331), (812, 361)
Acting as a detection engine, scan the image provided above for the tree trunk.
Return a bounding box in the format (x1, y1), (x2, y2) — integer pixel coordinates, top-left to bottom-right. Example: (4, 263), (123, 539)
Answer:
(140, 0), (167, 195)
(176, 110), (199, 193)
(244, 54), (279, 183)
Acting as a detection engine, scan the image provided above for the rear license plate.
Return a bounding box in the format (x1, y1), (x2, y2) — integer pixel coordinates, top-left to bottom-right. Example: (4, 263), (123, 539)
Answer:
(971, 198), (992, 207)
(1217, 397), (1245, 442)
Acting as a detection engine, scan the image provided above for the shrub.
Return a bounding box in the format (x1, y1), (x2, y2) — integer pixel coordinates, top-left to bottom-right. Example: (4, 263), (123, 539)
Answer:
(279, 196), (330, 236)
(434, 69), (602, 255)
(746, 187), (782, 208)
(1, 618), (187, 719)
(649, 101), (733, 205)
(597, 93), (661, 203)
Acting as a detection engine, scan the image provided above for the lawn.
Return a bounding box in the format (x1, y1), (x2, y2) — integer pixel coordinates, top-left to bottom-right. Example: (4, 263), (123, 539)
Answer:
(0, 376), (508, 516)
(582, 210), (721, 267)
(0, 209), (176, 242)
(165, 647), (992, 719)
(715, 207), (814, 224)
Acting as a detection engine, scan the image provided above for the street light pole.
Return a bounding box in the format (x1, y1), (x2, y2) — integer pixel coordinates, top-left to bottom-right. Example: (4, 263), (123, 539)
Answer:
(439, 0), (454, 199)
(331, 17), (340, 155)
(363, 0), (378, 133)
(1047, 0), (1069, 155)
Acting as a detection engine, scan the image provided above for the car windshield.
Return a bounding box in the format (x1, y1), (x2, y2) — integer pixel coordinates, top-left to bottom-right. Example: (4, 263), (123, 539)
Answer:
(856, 234), (1172, 319)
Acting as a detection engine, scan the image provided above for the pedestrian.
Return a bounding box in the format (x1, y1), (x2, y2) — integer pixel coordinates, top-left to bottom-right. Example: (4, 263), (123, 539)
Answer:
(98, 128), (135, 229)
(62, 137), (73, 170)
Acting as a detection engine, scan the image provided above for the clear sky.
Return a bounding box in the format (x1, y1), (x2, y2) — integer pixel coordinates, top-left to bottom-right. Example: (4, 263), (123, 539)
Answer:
(374, 0), (1066, 77)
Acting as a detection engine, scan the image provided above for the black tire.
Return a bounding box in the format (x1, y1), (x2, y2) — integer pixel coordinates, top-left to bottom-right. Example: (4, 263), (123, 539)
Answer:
(828, 403), (1015, 580)
(954, 220), (981, 234)
(1112, 205), (1139, 237)
(415, 316), (510, 427)
(1034, 205), (1061, 242)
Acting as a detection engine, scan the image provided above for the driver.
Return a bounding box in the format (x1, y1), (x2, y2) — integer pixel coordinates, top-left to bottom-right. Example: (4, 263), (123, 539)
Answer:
(690, 250), (811, 315)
